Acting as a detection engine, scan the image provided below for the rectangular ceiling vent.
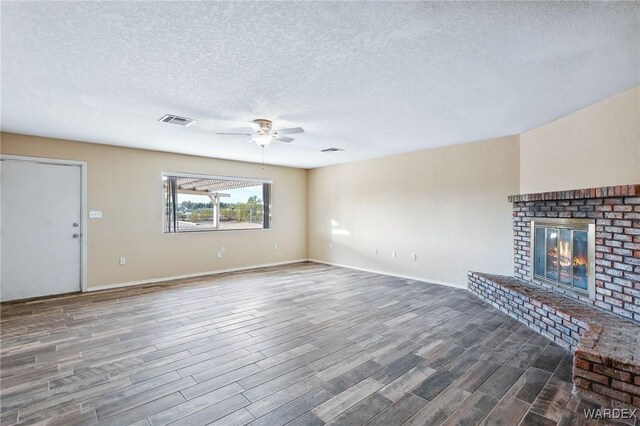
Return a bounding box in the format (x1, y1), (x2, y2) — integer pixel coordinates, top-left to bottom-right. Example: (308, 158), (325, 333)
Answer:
(159, 114), (196, 127)
(321, 147), (345, 153)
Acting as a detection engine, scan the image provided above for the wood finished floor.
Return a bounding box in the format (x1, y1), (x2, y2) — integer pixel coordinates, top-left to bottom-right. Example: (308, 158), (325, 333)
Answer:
(0, 262), (631, 426)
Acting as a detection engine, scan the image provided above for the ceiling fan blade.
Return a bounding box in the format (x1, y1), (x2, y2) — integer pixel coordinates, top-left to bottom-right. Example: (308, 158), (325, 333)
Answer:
(274, 136), (295, 143)
(243, 138), (255, 144)
(274, 127), (304, 135)
(216, 132), (254, 136)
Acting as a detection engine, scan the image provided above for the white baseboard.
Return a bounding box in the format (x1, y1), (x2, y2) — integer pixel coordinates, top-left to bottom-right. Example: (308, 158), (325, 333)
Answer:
(87, 259), (309, 292)
(87, 258), (465, 293)
(308, 258), (466, 290)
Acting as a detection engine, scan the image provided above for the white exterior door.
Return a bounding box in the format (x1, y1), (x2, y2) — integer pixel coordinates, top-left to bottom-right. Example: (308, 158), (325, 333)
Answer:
(1, 159), (82, 301)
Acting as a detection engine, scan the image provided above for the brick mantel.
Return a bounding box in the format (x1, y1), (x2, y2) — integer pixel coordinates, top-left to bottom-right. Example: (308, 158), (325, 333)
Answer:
(508, 184), (640, 203)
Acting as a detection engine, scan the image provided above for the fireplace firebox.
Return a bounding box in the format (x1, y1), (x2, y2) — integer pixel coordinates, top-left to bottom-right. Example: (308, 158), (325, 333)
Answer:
(531, 218), (595, 299)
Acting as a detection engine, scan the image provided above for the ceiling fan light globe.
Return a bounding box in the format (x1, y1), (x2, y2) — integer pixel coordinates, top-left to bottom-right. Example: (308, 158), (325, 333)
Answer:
(254, 133), (274, 146)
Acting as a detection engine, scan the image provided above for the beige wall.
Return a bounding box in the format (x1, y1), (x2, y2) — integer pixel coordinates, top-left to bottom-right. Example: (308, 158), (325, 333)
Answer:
(1, 133), (308, 288)
(2, 87), (637, 292)
(308, 136), (520, 288)
(520, 86), (640, 194)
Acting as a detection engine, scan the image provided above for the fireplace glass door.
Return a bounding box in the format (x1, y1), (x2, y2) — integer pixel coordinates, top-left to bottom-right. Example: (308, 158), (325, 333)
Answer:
(572, 231), (589, 290)
(533, 223), (591, 294)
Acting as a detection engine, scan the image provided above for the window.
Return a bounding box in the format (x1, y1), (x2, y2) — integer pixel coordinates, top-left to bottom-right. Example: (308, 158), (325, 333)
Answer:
(163, 173), (271, 232)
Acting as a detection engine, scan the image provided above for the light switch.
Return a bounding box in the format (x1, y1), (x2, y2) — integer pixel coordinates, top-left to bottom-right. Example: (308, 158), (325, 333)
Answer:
(89, 211), (102, 219)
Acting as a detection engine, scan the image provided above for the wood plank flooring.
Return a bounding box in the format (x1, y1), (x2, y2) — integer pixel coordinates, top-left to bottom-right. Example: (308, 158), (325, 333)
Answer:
(0, 262), (632, 425)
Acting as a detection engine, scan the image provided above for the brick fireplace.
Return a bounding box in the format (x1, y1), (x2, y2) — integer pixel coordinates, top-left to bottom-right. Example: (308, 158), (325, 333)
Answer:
(468, 184), (640, 409)
(511, 184), (640, 321)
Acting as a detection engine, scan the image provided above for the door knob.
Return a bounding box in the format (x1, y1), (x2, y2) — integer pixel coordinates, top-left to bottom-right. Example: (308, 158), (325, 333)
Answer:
(73, 234), (80, 238)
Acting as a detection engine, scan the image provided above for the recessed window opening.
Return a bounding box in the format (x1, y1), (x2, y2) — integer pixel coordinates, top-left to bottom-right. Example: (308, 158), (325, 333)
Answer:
(163, 173), (271, 233)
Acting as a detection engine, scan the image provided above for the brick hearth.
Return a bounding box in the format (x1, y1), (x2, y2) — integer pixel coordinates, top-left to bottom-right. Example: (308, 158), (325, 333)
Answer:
(468, 272), (640, 409)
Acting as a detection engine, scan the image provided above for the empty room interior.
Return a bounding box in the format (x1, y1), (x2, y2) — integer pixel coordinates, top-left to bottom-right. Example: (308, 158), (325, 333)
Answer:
(1, 2), (640, 426)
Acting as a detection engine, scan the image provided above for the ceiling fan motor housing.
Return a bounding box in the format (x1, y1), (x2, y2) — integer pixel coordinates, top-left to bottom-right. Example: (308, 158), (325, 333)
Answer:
(215, 119), (302, 145)
(253, 119), (273, 133)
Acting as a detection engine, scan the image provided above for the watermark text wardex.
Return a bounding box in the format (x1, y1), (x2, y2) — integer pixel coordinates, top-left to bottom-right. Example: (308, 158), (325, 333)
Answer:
(583, 408), (637, 420)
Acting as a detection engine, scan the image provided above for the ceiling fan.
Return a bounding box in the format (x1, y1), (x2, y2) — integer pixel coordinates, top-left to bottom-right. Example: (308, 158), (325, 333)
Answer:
(216, 119), (304, 146)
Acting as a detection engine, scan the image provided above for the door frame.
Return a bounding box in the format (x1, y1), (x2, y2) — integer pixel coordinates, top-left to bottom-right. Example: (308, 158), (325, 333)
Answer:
(1, 154), (88, 293)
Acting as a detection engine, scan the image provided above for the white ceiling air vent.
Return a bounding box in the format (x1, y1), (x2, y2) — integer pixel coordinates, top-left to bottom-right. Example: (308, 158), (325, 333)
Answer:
(321, 148), (345, 153)
(158, 114), (196, 127)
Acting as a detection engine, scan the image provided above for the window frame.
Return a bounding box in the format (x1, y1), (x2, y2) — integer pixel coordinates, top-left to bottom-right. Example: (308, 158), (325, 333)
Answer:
(161, 171), (272, 234)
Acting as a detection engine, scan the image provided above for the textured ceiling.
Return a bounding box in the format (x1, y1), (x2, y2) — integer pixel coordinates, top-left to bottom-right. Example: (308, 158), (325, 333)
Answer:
(2, 2), (639, 168)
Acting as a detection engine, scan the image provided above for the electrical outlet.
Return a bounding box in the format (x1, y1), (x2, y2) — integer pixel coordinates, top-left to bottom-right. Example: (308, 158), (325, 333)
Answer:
(89, 211), (102, 219)
(119, 257), (126, 265)
(273, 244), (278, 251)
(217, 252), (222, 259)
(221, 247), (226, 254)
(374, 248), (378, 255)
(392, 250), (396, 258)
(412, 253), (417, 261)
